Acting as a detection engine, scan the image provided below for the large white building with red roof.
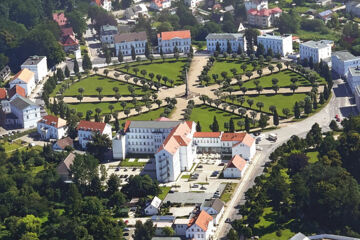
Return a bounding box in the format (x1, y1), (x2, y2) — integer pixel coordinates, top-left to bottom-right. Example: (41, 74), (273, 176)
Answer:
(157, 30), (192, 54)
(77, 120), (112, 149)
(37, 115), (67, 140)
(149, 0), (171, 11)
(247, 7), (282, 28)
(9, 68), (35, 96)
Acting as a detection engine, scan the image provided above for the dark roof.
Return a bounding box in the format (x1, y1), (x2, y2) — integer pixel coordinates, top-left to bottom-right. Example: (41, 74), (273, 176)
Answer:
(22, 56), (46, 66)
(10, 96), (38, 110)
(202, 198), (224, 213)
(54, 137), (74, 150)
(114, 31), (147, 43)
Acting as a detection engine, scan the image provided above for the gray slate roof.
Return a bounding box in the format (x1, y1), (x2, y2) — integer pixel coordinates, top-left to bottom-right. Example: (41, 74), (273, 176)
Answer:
(206, 33), (244, 40)
(10, 96), (38, 110)
(202, 198), (224, 213)
(332, 51), (359, 61)
(290, 232), (309, 240)
(22, 56), (46, 66)
(114, 31), (147, 43)
(129, 120), (181, 129)
(301, 40), (329, 49)
(100, 24), (118, 34)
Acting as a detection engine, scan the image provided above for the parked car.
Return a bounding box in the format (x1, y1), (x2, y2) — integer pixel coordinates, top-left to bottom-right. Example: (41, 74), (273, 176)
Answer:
(115, 167), (120, 171)
(225, 218), (231, 223)
(197, 165), (203, 168)
(192, 184), (199, 188)
(132, 168), (137, 171)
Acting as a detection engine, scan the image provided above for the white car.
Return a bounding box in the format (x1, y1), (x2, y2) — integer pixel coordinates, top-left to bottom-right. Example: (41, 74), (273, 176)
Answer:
(256, 146), (263, 151)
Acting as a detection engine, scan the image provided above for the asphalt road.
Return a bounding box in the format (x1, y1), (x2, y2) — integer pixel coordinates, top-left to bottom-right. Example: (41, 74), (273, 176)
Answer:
(216, 78), (359, 239)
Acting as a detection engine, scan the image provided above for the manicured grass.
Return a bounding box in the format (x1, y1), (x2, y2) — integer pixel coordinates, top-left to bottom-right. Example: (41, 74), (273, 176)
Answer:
(62, 75), (152, 97)
(119, 158), (146, 167)
(220, 183), (237, 203)
(225, 93), (309, 117)
(306, 150), (319, 164)
(208, 59), (262, 84)
(230, 70), (325, 90)
(158, 186), (171, 200)
(2, 140), (24, 153)
(118, 58), (188, 86)
(189, 105), (244, 132)
(181, 174), (191, 179)
(67, 101), (145, 116)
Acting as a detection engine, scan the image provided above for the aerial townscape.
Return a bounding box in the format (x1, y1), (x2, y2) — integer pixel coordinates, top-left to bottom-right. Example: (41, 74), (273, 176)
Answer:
(0, 0), (360, 239)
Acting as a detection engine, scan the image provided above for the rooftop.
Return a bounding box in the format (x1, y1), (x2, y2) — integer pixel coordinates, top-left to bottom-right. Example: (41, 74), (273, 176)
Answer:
(12, 68), (34, 83)
(8, 85), (26, 99)
(125, 120), (182, 131)
(226, 155), (247, 171)
(149, 196), (162, 209)
(10, 96), (38, 110)
(57, 152), (76, 172)
(201, 198), (225, 213)
(258, 33), (292, 40)
(22, 56), (46, 66)
(77, 120), (108, 133)
(206, 33), (245, 40)
(158, 30), (191, 41)
(39, 115), (67, 128)
(301, 40), (330, 49)
(54, 137), (74, 150)
(348, 66), (360, 77)
(0, 88), (7, 100)
(101, 24), (118, 33)
(194, 132), (221, 138)
(114, 31), (147, 43)
(247, 7), (282, 16)
(332, 51), (359, 61)
(188, 210), (213, 231)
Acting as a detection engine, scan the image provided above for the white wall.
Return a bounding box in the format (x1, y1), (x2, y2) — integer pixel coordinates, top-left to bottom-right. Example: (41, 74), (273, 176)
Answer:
(144, 205), (159, 215)
(186, 221), (214, 240)
(10, 76), (35, 96)
(158, 38), (191, 54)
(11, 105), (41, 129)
(206, 37), (246, 53)
(21, 57), (48, 83)
(37, 123), (67, 140)
(300, 43), (331, 63)
(115, 40), (147, 56)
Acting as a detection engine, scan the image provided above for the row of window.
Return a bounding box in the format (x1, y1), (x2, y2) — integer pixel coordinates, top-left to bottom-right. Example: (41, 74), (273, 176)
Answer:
(160, 41), (191, 47)
(128, 141), (154, 146)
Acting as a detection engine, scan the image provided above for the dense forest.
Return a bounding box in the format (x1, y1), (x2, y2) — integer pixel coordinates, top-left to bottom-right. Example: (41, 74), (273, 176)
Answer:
(229, 116), (360, 239)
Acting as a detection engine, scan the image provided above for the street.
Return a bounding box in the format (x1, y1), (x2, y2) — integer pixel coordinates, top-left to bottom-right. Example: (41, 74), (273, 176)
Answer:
(215, 78), (359, 239)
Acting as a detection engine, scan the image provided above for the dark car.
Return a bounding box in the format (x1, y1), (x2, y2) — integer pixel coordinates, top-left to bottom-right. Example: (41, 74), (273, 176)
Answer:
(115, 167), (120, 171)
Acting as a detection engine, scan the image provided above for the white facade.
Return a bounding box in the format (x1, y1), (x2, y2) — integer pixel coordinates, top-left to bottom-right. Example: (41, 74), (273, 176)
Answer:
(144, 197), (162, 215)
(149, 0), (171, 11)
(355, 85), (360, 113)
(200, 199), (225, 225)
(37, 115), (67, 140)
(245, 0), (268, 11)
(10, 69), (35, 96)
(102, 0), (112, 11)
(10, 96), (41, 129)
(206, 33), (247, 53)
(257, 34), (293, 56)
(184, 0), (203, 8)
(331, 51), (360, 78)
(158, 30), (191, 54)
(77, 121), (112, 149)
(186, 211), (214, 240)
(114, 32), (148, 56)
(300, 40), (332, 63)
(21, 56), (47, 83)
(347, 67), (360, 94)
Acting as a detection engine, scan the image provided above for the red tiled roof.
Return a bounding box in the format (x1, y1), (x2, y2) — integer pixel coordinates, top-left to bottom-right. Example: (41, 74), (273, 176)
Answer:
(94, 0), (102, 6)
(61, 35), (79, 46)
(221, 132), (247, 141)
(188, 210), (213, 232)
(158, 30), (191, 41)
(124, 120), (131, 133)
(53, 12), (67, 26)
(8, 85), (26, 99)
(0, 88), (7, 100)
(40, 115), (66, 128)
(54, 137), (73, 150)
(61, 27), (75, 37)
(248, 7), (282, 16)
(194, 132), (221, 138)
(186, 121), (193, 129)
(227, 155), (247, 170)
(157, 122), (193, 155)
(77, 120), (107, 133)
(152, 0), (169, 8)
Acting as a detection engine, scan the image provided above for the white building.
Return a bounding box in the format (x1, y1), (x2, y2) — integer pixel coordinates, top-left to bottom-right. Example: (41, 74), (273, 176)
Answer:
(9, 96), (41, 129)
(186, 210), (214, 240)
(144, 196), (162, 215)
(223, 155), (248, 178)
(184, 0), (203, 8)
(355, 85), (360, 113)
(124, 4), (148, 20)
(257, 34), (293, 56)
(21, 56), (48, 83)
(77, 120), (112, 149)
(245, 0), (268, 11)
(247, 7), (282, 28)
(200, 198), (224, 225)
(100, 25), (118, 47)
(300, 40), (332, 63)
(114, 31), (148, 56)
(206, 33), (246, 53)
(9, 68), (35, 96)
(347, 66), (360, 94)
(173, 218), (189, 236)
(149, 0), (171, 11)
(93, 0), (112, 11)
(37, 115), (67, 140)
(346, 1), (360, 17)
(158, 30), (191, 54)
(331, 51), (360, 78)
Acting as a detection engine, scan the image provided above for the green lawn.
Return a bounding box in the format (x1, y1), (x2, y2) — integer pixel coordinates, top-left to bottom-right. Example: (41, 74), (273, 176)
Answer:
(117, 58), (188, 86)
(181, 174), (191, 179)
(158, 186), (171, 200)
(61, 75), (152, 97)
(119, 158), (146, 167)
(220, 183), (237, 203)
(190, 105), (245, 132)
(306, 151), (319, 164)
(225, 93), (309, 117)
(67, 101), (145, 116)
(230, 70), (325, 90)
(208, 59), (263, 84)
(2, 140), (24, 153)
(296, 29), (339, 41)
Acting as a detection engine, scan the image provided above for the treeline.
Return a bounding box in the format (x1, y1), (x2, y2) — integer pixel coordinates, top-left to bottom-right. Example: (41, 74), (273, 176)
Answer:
(228, 117), (360, 239)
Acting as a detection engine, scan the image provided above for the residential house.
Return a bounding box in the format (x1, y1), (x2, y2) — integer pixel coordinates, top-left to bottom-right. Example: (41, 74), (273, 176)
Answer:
(245, 0), (268, 11)
(355, 85), (360, 112)
(173, 218), (189, 236)
(37, 115), (67, 140)
(200, 198), (225, 225)
(151, 216), (176, 235)
(186, 210), (214, 240)
(0, 66), (11, 81)
(21, 56), (48, 83)
(53, 12), (67, 27)
(317, 10), (333, 22)
(346, 66), (360, 94)
(114, 31), (148, 56)
(224, 5), (235, 13)
(247, 7), (282, 28)
(124, 4), (148, 20)
(8, 96), (41, 129)
(77, 120), (112, 149)
(316, 0), (331, 6)
(61, 27), (79, 53)
(184, 0), (203, 8)
(92, 0), (112, 11)
(290, 233), (311, 240)
(53, 137), (74, 151)
(331, 51), (360, 78)
(100, 24), (118, 47)
(149, 0), (171, 11)
(145, 196), (162, 215)
(157, 30), (191, 54)
(346, 1), (360, 17)
(300, 40), (332, 63)
(257, 34), (293, 56)
(8, 85), (26, 101)
(56, 152), (76, 181)
(223, 155), (248, 178)
(206, 33), (246, 53)
(9, 68), (35, 96)
(1, 85), (26, 114)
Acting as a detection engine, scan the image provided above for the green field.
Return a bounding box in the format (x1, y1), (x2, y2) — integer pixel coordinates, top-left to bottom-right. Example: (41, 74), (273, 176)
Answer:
(190, 105), (245, 132)
(117, 58), (188, 86)
(208, 59), (260, 84)
(230, 70), (325, 90)
(67, 101), (144, 116)
(61, 75), (151, 97)
(296, 29), (339, 41)
(225, 93), (308, 117)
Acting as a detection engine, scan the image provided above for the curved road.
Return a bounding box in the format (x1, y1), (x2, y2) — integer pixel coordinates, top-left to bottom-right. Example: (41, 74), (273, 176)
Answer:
(215, 78), (359, 239)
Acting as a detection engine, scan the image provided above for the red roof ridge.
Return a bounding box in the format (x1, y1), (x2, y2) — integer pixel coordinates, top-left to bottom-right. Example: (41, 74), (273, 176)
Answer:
(194, 132), (221, 138)
(77, 120), (107, 133)
(159, 30), (191, 41)
(0, 88), (7, 100)
(188, 210), (213, 231)
(40, 115), (66, 128)
(227, 155), (247, 170)
(8, 85), (26, 99)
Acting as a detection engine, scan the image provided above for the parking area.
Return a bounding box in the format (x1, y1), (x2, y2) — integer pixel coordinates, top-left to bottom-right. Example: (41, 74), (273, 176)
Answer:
(102, 161), (143, 185)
